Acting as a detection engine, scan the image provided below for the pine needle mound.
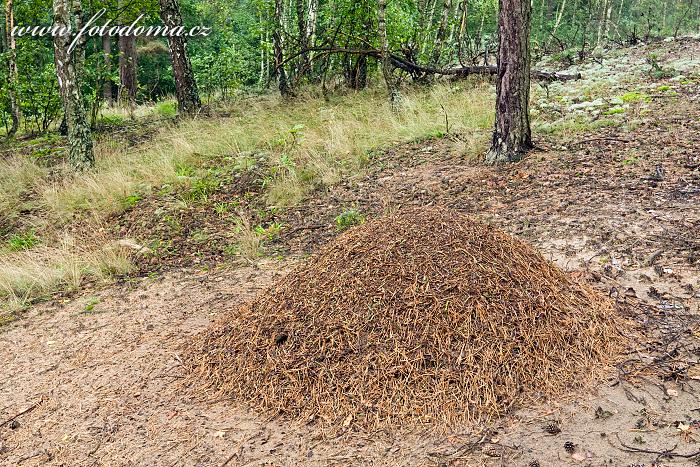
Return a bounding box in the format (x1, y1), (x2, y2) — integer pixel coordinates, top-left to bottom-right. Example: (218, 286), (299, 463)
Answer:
(185, 206), (627, 428)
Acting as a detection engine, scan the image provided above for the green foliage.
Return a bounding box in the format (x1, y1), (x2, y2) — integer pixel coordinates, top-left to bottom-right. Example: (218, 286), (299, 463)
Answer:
(620, 92), (651, 104)
(181, 173), (222, 203)
(603, 107), (625, 116)
(335, 209), (365, 231)
(155, 101), (178, 119)
(7, 230), (40, 251)
(622, 155), (641, 165)
(84, 296), (101, 313)
(121, 193), (143, 209)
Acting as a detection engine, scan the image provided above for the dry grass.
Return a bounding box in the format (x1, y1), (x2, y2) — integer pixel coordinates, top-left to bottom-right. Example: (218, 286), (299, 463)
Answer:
(0, 83), (493, 313)
(0, 157), (47, 234)
(185, 206), (628, 430)
(0, 231), (134, 315)
(230, 215), (264, 262)
(40, 83), (494, 220)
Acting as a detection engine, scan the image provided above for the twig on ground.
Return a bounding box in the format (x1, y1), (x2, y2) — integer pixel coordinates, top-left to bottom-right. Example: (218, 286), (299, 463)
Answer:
(0, 399), (43, 428)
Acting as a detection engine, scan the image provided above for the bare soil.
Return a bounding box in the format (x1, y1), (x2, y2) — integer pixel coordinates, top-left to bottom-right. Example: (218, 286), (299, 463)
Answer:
(2, 42), (700, 466)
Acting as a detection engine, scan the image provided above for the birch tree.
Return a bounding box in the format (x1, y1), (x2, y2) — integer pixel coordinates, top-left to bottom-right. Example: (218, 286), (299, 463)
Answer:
(3, 0), (20, 137)
(159, 0), (202, 114)
(53, 0), (94, 170)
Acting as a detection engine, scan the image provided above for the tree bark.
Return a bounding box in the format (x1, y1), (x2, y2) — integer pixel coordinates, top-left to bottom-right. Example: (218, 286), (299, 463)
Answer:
(430, 0), (452, 66)
(273, 0), (292, 96)
(118, 34), (137, 109)
(378, 0), (399, 104)
(53, 0), (94, 170)
(306, 0), (318, 51)
(295, 0), (310, 78)
(4, 0), (20, 137)
(159, 0), (202, 114)
(485, 0), (533, 165)
(102, 36), (113, 106)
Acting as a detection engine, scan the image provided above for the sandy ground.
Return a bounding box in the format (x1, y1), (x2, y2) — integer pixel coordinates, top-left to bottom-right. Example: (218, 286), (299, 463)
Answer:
(1, 258), (699, 466)
(3, 41), (700, 466)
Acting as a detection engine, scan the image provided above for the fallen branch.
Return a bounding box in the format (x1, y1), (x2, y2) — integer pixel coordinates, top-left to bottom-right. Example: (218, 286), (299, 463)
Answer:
(614, 434), (700, 459)
(280, 47), (581, 82)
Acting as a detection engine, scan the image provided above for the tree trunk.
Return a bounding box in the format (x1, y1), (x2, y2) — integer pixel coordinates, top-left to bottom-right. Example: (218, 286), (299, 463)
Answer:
(118, 34), (137, 109)
(485, 0), (533, 165)
(306, 0), (318, 49)
(273, 0), (292, 96)
(4, 0), (20, 137)
(102, 36), (113, 106)
(378, 0), (398, 104)
(456, 0), (469, 65)
(430, 0), (452, 66)
(159, 0), (202, 114)
(295, 0), (310, 78)
(53, 0), (94, 170)
(547, 0), (567, 49)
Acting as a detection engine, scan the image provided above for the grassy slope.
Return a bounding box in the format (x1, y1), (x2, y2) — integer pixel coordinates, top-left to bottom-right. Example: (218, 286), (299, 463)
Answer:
(0, 83), (494, 317)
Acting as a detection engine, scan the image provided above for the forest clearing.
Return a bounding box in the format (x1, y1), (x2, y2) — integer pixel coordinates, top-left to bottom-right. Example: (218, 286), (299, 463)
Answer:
(2, 0), (700, 465)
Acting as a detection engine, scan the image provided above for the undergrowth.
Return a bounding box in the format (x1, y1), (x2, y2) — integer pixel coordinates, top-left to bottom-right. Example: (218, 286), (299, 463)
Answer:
(0, 83), (494, 313)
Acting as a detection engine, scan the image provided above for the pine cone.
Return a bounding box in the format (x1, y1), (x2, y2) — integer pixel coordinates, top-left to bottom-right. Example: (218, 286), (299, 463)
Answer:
(544, 422), (561, 435)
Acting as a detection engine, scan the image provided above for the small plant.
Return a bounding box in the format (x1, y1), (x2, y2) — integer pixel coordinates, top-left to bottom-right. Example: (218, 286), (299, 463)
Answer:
(99, 114), (127, 126)
(181, 175), (221, 204)
(84, 296), (101, 313)
(620, 92), (651, 104)
(622, 155), (640, 166)
(155, 101), (178, 119)
(229, 215), (264, 261)
(603, 107), (625, 116)
(121, 193), (142, 209)
(254, 222), (283, 241)
(288, 123), (305, 145)
(8, 230), (40, 251)
(214, 202), (231, 216)
(335, 209), (365, 231)
(175, 163), (197, 178)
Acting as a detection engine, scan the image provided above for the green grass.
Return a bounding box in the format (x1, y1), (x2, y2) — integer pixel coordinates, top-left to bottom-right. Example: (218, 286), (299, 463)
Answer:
(0, 83), (494, 313)
(620, 91), (651, 104)
(7, 230), (40, 252)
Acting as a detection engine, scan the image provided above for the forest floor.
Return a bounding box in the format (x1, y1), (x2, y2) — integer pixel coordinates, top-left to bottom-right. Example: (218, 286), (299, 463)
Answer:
(2, 39), (700, 466)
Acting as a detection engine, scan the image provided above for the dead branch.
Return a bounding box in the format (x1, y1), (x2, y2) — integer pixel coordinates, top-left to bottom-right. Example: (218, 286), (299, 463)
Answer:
(280, 47), (581, 82)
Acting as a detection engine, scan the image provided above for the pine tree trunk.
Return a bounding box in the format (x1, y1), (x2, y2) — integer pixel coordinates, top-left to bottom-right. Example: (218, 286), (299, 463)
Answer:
(53, 0), (94, 170)
(118, 34), (137, 108)
(485, 0), (532, 165)
(102, 36), (113, 106)
(4, 0), (20, 137)
(273, 0), (292, 96)
(159, 0), (202, 114)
